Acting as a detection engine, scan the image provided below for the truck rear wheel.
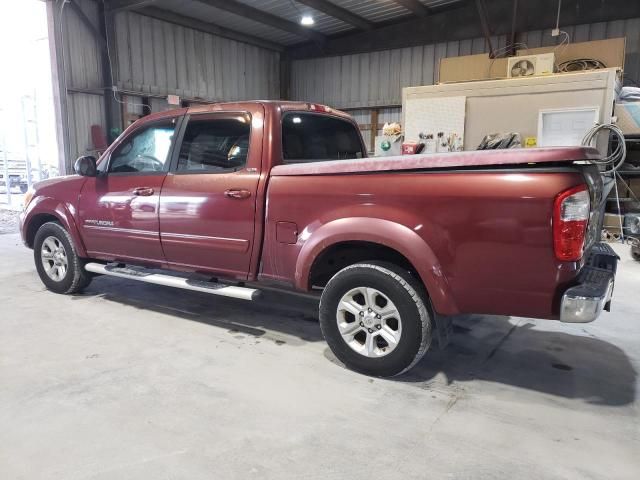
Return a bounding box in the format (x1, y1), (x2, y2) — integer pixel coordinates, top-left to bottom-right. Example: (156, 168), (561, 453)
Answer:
(33, 221), (92, 294)
(319, 262), (432, 377)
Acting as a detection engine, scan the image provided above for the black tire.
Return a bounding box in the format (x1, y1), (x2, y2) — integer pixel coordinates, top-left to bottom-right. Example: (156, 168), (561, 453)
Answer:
(33, 221), (92, 294)
(319, 262), (432, 377)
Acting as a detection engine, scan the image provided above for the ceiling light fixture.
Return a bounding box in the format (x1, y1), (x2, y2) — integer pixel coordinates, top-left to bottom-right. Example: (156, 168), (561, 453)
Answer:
(300, 15), (315, 26)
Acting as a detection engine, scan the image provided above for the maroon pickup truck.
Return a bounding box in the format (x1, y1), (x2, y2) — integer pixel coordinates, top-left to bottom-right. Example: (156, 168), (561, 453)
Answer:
(20, 101), (618, 376)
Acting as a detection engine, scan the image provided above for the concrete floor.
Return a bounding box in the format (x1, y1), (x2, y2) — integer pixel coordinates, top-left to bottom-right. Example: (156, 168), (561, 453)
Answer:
(1, 232), (638, 480)
(0, 206), (20, 234)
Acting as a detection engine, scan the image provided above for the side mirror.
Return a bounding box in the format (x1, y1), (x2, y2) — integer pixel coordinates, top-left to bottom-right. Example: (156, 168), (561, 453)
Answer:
(74, 155), (97, 177)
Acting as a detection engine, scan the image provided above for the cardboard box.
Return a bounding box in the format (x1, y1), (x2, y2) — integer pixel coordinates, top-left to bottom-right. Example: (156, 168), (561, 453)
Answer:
(628, 178), (640, 199)
(612, 177), (640, 198)
(519, 38), (626, 74)
(439, 54), (507, 83)
(603, 213), (624, 235)
(438, 38), (625, 84)
(374, 135), (403, 157)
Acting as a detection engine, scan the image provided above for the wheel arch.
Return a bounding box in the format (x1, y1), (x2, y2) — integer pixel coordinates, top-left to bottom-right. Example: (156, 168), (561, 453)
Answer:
(296, 217), (459, 315)
(23, 197), (87, 257)
(25, 213), (60, 248)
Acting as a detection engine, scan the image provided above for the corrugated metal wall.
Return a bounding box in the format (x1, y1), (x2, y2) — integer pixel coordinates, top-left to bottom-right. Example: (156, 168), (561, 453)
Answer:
(112, 11), (280, 101)
(60, 0), (105, 160)
(55, 1), (280, 167)
(290, 18), (640, 109)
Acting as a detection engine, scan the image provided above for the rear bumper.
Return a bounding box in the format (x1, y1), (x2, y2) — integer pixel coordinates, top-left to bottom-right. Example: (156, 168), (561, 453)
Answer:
(560, 243), (618, 323)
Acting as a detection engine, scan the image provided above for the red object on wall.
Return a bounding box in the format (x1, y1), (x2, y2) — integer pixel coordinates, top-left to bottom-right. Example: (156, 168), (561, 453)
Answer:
(91, 125), (108, 152)
(402, 142), (419, 155)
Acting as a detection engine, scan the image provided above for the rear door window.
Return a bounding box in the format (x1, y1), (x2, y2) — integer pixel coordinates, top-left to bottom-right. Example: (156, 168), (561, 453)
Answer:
(282, 113), (364, 164)
(176, 115), (251, 173)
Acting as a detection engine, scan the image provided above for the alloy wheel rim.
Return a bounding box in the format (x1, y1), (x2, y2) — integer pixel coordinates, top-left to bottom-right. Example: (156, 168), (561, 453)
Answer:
(41, 236), (68, 282)
(336, 286), (402, 358)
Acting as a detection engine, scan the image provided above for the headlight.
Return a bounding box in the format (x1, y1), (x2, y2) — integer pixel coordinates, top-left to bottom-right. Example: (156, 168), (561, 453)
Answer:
(23, 187), (35, 210)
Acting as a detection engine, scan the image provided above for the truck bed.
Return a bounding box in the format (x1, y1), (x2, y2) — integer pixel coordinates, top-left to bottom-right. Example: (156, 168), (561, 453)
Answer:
(271, 147), (601, 176)
(264, 149), (602, 320)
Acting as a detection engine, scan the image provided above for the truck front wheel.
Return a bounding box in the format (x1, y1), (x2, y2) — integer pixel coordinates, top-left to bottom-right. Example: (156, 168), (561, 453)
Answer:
(33, 221), (92, 294)
(319, 262), (432, 377)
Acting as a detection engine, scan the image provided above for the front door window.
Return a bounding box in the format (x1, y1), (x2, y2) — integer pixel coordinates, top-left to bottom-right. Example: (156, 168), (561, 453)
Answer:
(108, 122), (176, 174)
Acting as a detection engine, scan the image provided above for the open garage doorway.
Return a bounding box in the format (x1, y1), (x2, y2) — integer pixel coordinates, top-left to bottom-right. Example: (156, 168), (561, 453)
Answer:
(0, 0), (58, 214)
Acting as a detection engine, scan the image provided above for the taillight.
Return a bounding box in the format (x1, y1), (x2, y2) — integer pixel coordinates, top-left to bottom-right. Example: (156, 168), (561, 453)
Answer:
(553, 184), (590, 261)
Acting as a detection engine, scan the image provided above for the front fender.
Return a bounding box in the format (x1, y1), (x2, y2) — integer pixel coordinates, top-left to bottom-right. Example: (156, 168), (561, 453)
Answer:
(295, 217), (459, 315)
(22, 196), (87, 257)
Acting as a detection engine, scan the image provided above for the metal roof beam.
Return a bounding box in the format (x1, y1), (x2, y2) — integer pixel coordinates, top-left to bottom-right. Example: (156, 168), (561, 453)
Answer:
(288, 0), (640, 59)
(294, 0), (374, 31)
(107, 0), (160, 12)
(391, 0), (430, 17)
(137, 7), (285, 52)
(195, 0), (325, 43)
(475, 0), (494, 57)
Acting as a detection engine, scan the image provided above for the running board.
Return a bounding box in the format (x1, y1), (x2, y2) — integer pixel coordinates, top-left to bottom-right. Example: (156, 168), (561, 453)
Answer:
(84, 262), (260, 301)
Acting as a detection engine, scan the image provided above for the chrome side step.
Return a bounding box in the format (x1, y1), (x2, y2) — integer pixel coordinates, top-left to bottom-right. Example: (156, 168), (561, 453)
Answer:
(84, 262), (260, 301)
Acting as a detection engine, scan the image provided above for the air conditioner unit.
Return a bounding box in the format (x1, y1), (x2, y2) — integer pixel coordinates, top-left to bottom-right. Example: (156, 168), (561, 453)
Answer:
(507, 53), (555, 78)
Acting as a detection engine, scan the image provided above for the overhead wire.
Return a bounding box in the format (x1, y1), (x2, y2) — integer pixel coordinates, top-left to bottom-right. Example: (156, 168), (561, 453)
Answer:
(551, 0), (571, 69)
(555, 0), (562, 31)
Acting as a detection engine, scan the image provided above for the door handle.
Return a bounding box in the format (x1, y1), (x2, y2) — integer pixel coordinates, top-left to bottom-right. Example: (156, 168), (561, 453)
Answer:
(224, 189), (251, 199)
(132, 187), (154, 196)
